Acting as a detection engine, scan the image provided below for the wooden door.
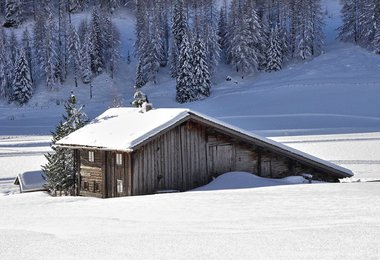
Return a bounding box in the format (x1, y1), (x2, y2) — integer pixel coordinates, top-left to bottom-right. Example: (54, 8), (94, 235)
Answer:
(261, 160), (272, 177)
(208, 144), (234, 177)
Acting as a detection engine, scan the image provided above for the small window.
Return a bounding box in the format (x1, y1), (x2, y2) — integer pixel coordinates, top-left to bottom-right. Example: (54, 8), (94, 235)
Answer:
(116, 153), (123, 166)
(83, 181), (89, 191)
(94, 182), (100, 192)
(89, 151), (95, 162)
(117, 179), (123, 193)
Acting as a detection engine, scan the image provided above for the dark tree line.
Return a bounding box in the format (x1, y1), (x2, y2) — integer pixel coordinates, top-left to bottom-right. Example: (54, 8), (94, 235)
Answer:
(135, 0), (325, 103)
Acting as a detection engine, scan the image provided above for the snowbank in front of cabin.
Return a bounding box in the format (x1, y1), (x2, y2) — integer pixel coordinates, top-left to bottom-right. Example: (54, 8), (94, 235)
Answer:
(192, 172), (313, 191)
(0, 181), (379, 259)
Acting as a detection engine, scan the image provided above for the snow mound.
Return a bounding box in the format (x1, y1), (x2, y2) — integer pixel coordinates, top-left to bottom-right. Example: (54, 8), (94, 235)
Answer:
(192, 172), (312, 191)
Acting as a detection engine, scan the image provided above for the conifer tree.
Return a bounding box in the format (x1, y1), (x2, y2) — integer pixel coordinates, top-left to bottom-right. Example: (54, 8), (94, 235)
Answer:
(176, 32), (196, 103)
(80, 29), (92, 84)
(192, 37), (211, 98)
(0, 32), (7, 99)
(135, 60), (147, 88)
(339, 0), (360, 43)
(44, 10), (58, 90)
(266, 26), (283, 72)
(89, 7), (104, 74)
(202, 0), (221, 77)
(68, 24), (82, 87)
(227, 0), (261, 78)
(12, 47), (33, 105)
(217, 5), (228, 61)
(42, 93), (88, 196)
(172, 0), (188, 77)
(22, 28), (33, 85)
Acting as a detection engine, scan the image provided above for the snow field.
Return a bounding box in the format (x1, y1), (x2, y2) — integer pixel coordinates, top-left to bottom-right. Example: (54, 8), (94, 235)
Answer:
(0, 176), (379, 259)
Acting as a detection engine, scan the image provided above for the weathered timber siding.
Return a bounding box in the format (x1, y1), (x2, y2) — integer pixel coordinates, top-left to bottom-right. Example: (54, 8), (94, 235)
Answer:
(105, 152), (130, 198)
(132, 121), (208, 195)
(78, 149), (103, 197)
(206, 133), (258, 176)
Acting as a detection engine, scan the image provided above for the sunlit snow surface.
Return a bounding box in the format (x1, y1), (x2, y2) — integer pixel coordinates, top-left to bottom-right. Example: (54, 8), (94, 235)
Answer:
(0, 173), (379, 259)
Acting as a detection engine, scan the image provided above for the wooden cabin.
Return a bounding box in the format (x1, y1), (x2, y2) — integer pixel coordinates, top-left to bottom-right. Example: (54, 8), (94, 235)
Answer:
(56, 107), (353, 198)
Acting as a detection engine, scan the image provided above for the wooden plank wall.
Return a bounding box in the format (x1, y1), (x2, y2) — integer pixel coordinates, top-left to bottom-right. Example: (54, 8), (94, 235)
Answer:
(79, 149), (103, 197)
(130, 120), (341, 196)
(132, 121), (208, 195)
(105, 152), (129, 198)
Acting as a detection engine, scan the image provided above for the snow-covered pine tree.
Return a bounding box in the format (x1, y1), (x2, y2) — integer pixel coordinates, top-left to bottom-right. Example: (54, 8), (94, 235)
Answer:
(101, 14), (121, 78)
(169, 38), (179, 78)
(227, 0), (261, 78)
(172, 0), (188, 77)
(309, 0), (324, 57)
(172, 0), (187, 50)
(21, 28), (33, 85)
(80, 29), (92, 84)
(135, 60), (147, 89)
(176, 32), (196, 103)
(89, 7), (104, 74)
(217, 4), (228, 62)
(5, 31), (18, 101)
(266, 26), (283, 72)
(4, 0), (22, 27)
(56, 0), (69, 84)
(192, 37), (211, 98)
(12, 47), (33, 105)
(9, 31), (18, 67)
(339, 0), (360, 43)
(33, 11), (47, 78)
(0, 31), (7, 99)
(293, 0), (323, 60)
(202, 0), (221, 77)
(134, 1), (149, 86)
(44, 8), (58, 90)
(42, 93), (88, 196)
(68, 24), (82, 87)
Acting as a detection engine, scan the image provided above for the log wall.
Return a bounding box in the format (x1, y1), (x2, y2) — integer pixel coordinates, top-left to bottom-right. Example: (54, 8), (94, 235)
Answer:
(78, 149), (103, 197)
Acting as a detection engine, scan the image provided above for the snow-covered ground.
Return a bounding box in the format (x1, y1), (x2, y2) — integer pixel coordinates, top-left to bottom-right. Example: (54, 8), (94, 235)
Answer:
(1, 0), (380, 258)
(1, 173), (379, 259)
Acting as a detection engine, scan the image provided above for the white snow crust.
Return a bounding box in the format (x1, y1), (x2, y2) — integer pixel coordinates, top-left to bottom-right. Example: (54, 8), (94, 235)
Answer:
(57, 107), (189, 151)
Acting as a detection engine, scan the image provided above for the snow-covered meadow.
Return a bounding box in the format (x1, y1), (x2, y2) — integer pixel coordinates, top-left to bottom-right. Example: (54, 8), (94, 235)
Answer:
(0, 0), (380, 259)
(1, 173), (379, 259)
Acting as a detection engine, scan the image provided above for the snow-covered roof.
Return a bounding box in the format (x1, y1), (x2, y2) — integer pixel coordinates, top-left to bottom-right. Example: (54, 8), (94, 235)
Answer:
(56, 107), (190, 152)
(14, 171), (48, 193)
(56, 107), (353, 177)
